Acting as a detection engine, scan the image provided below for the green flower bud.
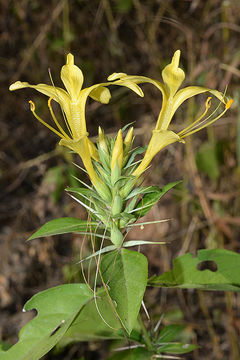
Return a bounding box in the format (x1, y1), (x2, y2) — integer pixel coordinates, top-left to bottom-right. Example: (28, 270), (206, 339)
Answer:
(112, 194), (123, 216)
(110, 224), (124, 247)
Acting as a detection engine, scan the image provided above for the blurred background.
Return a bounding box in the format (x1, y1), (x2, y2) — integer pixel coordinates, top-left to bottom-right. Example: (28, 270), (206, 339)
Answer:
(0, 0), (240, 359)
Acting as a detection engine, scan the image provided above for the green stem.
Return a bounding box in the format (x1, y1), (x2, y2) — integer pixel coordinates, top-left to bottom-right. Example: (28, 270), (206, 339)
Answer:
(138, 314), (154, 351)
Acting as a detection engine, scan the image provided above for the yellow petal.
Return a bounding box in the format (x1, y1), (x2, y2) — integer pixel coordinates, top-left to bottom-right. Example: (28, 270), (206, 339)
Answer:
(132, 130), (182, 177)
(60, 53), (84, 101)
(162, 50), (185, 97)
(89, 86), (111, 104)
(107, 72), (127, 81)
(119, 80), (144, 97)
(9, 81), (69, 104)
(108, 74), (169, 107)
(107, 73), (144, 97)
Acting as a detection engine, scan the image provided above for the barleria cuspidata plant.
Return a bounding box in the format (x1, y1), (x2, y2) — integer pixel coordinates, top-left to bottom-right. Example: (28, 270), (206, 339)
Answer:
(2, 50), (239, 360)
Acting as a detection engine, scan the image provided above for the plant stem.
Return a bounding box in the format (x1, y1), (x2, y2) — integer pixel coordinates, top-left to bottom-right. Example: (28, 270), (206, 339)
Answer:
(138, 314), (154, 351)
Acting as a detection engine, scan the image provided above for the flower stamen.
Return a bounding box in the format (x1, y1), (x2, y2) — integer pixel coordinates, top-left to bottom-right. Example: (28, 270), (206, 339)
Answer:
(178, 97), (212, 136)
(47, 98), (71, 139)
(29, 100), (65, 139)
(180, 99), (233, 139)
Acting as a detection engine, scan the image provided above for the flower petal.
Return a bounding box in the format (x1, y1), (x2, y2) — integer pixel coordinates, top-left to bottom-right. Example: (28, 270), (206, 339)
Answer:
(161, 50), (185, 96)
(89, 86), (111, 104)
(60, 53), (84, 101)
(132, 130), (182, 177)
(9, 81), (69, 104)
(113, 79), (144, 97)
(112, 74), (168, 102)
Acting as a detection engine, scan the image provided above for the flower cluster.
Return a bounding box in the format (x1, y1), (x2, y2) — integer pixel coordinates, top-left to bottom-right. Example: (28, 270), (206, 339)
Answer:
(10, 51), (233, 247)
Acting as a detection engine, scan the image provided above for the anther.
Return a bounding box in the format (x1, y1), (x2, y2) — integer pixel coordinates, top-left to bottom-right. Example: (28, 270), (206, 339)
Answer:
(225, 99), (233, 109)
(206, 97), (212, 108)
(29, 100), (35, 112)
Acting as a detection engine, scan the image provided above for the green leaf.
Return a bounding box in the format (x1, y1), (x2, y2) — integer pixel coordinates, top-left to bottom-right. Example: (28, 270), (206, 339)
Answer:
(125, 146), (147, 169)
(100, 249), (148, 334)
(0, 284), (93, 360)
(131, 181), (181, 217)
(149, 249), (240, 291)
(126, 186), (159, 200)
(157, 342), (198, 354)
(28, 218), (100, 240)
(107, 348), (154, 360)
(196, 142), (219, 180)
(57, 288), (141, 347)
(157, 324), (186, 343)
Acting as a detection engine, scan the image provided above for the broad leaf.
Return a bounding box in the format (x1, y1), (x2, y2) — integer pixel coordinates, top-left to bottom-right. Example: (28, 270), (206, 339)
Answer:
(100, 249), (148, 334)
(149, 249), (240, 291)
(57, 288), (141, 347)
(131, 181), (181, 217)
(28, 217), (100, 240)
(0, 284), (93, 360)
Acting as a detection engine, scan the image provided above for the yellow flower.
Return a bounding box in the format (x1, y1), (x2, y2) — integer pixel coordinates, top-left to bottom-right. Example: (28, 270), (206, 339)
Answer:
(9, 53), (144, 195)
(9, 53), (143, 148)
(109, 50), (233, 177)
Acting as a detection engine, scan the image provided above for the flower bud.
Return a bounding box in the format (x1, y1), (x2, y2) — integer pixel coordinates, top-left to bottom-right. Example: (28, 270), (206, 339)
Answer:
(98, 127), (109, 155)
(110, 223), (124, 247)
(111, 129), (123, 171)
(112, 194), (123, 215)
(124, 127), (134, 154)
